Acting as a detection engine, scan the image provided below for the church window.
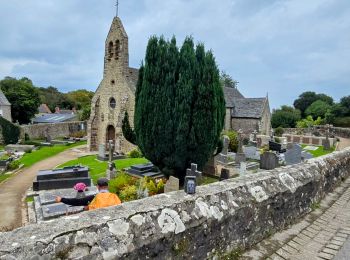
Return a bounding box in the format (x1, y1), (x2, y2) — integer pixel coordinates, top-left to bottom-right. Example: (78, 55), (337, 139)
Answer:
(109, 97), (116, 109)
(108, 41), (114, 59)
(115, 40), (120, 60)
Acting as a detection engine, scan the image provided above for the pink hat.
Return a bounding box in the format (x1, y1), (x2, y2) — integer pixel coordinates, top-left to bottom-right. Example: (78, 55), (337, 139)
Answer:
(74, 183), (87, 192)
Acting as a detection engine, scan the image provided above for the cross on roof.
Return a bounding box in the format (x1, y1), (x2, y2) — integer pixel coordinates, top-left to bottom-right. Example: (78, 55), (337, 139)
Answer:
(115, 0), (119, 17)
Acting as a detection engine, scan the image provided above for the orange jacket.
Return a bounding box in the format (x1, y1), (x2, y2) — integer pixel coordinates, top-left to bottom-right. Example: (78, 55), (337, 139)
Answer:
(88, 192), (121, 210)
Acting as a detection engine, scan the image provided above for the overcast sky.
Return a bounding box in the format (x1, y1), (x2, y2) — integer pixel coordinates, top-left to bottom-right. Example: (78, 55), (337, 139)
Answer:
(0, 0), (349, 108)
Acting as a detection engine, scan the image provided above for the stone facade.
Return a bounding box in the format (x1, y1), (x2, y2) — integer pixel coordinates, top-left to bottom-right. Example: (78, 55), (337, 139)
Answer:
(224, 87), (271, 136)
(87, 17), (137, 153)
(1, 148), (350, 259)
(20, 121), (86, 140)
(0, 89), (12, 122)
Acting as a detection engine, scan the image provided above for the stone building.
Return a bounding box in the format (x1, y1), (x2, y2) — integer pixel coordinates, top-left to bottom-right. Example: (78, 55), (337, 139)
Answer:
(87, 17), (138, 152)
(223, 87), (271, 136)
(0, 88), (12, 122)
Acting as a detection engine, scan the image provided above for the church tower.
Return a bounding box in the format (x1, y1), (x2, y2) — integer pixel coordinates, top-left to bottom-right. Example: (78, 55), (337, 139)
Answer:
(87, 16), (138, 152)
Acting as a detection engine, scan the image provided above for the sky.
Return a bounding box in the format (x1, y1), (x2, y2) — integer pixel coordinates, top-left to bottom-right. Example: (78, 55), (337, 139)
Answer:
(0, 0), (349, 109)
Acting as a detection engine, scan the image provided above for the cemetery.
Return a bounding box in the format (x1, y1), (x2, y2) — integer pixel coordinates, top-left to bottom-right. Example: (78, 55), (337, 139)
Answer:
(1, 3), (350, 259)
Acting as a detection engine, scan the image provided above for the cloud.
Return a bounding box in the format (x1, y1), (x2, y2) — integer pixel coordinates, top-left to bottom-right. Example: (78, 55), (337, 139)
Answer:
(0, 0), (349, 107)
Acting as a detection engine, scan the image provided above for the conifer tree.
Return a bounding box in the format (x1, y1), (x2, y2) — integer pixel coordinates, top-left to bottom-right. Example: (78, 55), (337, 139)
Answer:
(122, 36), (225, 180)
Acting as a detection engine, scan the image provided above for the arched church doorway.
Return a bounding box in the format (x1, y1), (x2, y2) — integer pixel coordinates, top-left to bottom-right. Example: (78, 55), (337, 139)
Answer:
(106, 125), (116, 151)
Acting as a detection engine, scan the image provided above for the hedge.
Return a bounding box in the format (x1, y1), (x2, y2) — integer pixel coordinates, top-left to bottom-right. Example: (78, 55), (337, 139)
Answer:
(0, 117), (20, 144)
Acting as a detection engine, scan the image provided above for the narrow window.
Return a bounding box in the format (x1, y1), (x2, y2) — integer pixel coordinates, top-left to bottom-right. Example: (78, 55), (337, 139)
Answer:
(115, 40), (120, 60)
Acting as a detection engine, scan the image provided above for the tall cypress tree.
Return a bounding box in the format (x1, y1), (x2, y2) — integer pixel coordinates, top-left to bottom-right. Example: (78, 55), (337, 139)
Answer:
(122, 36), (225, 181)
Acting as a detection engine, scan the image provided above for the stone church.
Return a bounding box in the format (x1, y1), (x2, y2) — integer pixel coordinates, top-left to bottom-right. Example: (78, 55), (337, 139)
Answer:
(88, 16), (271, 152)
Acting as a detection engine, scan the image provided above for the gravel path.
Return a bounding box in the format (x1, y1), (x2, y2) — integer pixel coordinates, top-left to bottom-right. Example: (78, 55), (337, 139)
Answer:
(0, 146), (91, 231)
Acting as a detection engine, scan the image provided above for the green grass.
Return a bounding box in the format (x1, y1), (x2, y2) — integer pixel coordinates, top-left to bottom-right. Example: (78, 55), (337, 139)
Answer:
(57, 155), (149, 184)
(301, 144), (335, 157)
(25, 196), (34, 203)
(0, 174), (11, 184)
(201, 176), (219, 185)
(19, 141), (87, 167)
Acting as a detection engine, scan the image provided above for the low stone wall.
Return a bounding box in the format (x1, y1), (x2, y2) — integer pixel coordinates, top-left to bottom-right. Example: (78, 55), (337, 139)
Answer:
(283, 134), (336, 147)
(20, 121), (87, 140)
(283, 126), (350, 139)
(1, 148), (350, 259)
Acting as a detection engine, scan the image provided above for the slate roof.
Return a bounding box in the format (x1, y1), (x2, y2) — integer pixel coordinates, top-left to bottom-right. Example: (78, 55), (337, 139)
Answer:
(223, 87), (244, 107)
(33, 114), (77, 124)
(38, 104), (52, 114)
(231, 98), (267, 119)
(0, 89), (11, 106)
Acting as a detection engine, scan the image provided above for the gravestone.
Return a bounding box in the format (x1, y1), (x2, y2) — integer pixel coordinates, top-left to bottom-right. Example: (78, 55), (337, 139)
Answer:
(240, 162), (247, 176)
(203, 157), (217, 176)
(164, 176), (179, 193)
(219, 168), (230, 181)
(32, 166), (92, 191)
(270, 129), (275, 141)
(235, 129), (246, 164)
(106, 162), (117, 180)
(184, 163), (202, 194)
(243, 146), (260, 160)
(98, 144), (106, 160)
(285, 144), (302, 165)
(260, 151), (279, 170)
(126, 163), (164, 179)
(269, 141), (285, 153)
(217, 135), (230, 165)
(323, 125), (331, 150)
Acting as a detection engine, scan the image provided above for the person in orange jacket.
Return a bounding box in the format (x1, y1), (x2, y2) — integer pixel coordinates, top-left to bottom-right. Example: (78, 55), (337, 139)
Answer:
(55, 177), (121, 210)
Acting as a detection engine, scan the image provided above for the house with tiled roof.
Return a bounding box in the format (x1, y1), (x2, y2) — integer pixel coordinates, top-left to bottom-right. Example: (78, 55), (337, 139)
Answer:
(223, 87), (271, 136)
(0, 88), (12, 122)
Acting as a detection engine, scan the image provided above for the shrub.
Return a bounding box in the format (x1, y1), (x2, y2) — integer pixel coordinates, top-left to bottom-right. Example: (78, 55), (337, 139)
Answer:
(128, 148), (143, 158)
(0, 117), (20, 144)
(274, 127), (284, 137)
(146, 180), (158, 195)
(156, 179), (165, 193)
(119, 185), (138, 202)
(223, 130), (238, 152)
(109, 172), (135, 195)
(8, 160), (20, 170)
(274, 137), (281, 143)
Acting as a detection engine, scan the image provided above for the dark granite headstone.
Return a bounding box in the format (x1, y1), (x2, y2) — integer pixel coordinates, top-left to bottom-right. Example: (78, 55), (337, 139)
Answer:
(126, 163), (164, 179)
(260, 152), (279, 170)
(33, 166), (92, 191)
(220, 168), (230, 181)
(269, 141), (285, 153)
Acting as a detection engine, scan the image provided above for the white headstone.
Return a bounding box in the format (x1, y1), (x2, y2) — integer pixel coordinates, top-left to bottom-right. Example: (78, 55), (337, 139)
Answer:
(164, 176), (180, 193)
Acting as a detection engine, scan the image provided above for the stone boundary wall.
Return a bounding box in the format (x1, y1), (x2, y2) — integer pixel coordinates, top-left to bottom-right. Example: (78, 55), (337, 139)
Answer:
(1, 148), (350, 259)
(20, 121), (87, 140)
(283, 126), (350, 139)
(282, 134), (336, 147)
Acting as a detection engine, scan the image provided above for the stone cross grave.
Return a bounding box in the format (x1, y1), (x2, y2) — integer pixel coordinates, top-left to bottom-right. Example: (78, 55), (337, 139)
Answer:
(106, 140), (117, 180)
(323, 124), (331, 150)
(164, 176), (180, 193)
(285, 144), (302, 165)
(217, 135), (229, 164)
(253, 130), (258, 141)
(184, 163), (202, 194)
(270, 129), (275, 141)
(235, 129), (246, 164)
